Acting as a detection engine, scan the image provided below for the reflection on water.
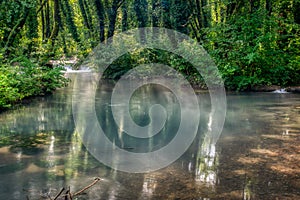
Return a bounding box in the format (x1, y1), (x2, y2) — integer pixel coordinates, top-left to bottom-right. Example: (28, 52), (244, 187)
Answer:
(0, 74), (300, 199)
(95, 82), (181, 153)
(195, 110), (219, 188)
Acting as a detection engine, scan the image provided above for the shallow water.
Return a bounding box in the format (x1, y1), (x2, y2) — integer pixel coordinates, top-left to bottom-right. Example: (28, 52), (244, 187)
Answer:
(0, 74), (300, 200)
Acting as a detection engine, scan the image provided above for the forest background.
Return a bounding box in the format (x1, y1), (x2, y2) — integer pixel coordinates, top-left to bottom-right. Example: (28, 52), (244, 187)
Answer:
(0, 0), (300, 109)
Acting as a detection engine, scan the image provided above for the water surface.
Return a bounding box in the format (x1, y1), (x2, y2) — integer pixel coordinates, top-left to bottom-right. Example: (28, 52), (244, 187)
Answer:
(0, 74), (300, 199)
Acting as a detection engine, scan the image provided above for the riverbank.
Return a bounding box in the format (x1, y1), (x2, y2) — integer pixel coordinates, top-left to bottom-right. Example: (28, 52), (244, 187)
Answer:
(192, 84), (300, 94)
(251, 85), (300, 93)
(0, 57), (69, 111)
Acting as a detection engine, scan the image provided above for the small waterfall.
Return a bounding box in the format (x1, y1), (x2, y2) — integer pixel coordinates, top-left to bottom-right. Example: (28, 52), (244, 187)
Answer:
(63, 65), (73, 72)
(272, 88), (289, 93)
(63, 65), (91, 73)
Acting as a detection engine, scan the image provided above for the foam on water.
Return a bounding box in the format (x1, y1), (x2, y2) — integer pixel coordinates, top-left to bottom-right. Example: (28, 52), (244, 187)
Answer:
(272, 88), (289, 93)
(63, 65), (91, 73)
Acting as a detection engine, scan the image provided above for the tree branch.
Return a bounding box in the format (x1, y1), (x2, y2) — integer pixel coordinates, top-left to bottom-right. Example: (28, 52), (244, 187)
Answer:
(117, 0), (126, 10)
(72, 177), (101, 196)
(53, 188), (65, 200)
(37, 0), (49, 14)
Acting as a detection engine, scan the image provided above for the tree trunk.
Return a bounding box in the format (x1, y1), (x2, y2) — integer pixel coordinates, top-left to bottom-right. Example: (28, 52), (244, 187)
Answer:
(45, 0), (51, 39)
(152, 0), (160, 39)
(78, 0), (91, 31)
(162, 0), (172, 28)
(134, 0), (148, 43)
(162, 0), (177, 47)
(201, 0), (209, 27)
(152, 0), (159, 27)
(4, 8), (30, 55)
(94, 0), (105, 42)
(83, 0), (94, 32)
(108, 0), (123, 39)
(122, 1), (128, 32)
(40, 0), (46, 40)
(50, 0), (61, 46)
(194, 0), (203, 28)
(61, 0), (80, 42)
(26, 5), (39, 55)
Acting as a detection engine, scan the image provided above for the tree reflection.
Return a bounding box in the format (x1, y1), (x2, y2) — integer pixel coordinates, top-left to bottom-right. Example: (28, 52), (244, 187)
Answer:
(195, 111), (219, 187)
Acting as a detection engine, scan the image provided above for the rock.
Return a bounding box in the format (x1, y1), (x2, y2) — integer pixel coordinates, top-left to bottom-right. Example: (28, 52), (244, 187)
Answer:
(286, 86), (300, 93)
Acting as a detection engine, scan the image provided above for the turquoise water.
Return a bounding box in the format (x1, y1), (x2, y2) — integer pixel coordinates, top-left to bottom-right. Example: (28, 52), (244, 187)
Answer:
(0, 74), (299, 199)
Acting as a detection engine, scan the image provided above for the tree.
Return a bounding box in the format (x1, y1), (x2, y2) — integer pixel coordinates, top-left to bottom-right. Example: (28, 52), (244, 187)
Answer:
(1, 1), (33, 56)
(94, 0), (105, 42)
(26, 4), (39, 55)
(108, 0), (124, 39)
(50, 0), (61, 46)
(134, 0), (148, 43)
(121, 0), (128, 32)
(61, 0), (80, 43)
(0, 0), (299, 90)
(78, 0), (92, 32)
(172, 0), (190, 35)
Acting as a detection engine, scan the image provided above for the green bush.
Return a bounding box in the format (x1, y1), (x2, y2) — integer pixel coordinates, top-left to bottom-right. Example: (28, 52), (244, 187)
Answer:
(0, 56), (69, 110)
(0, 73), (21, 108)
(204, 9), (300, 91)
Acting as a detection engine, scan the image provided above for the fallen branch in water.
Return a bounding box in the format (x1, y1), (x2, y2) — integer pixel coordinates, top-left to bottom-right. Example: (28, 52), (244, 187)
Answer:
(25, 177), (101, 200)
(66, 186), (72, 200)
(53, 187), (64, 200)
(73, 177), (101, 196)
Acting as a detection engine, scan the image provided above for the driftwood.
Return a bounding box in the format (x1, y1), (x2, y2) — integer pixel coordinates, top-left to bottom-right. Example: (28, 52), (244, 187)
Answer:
(26, 177), (101, 200)
(55, 178), (101, 200)
(73, 177), (101, 196)
(53, 187), (64, 200)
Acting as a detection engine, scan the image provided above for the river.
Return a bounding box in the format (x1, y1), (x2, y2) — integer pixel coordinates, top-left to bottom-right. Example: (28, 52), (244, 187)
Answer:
(0, 73), (300, 200)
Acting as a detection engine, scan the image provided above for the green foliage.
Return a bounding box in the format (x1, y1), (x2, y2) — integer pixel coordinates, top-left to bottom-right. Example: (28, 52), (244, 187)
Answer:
(134, 0), (148, 27)
(0, 56), (69, 110)
(204, 9), (300, 91)
(1, 0), (300, 94)
(0, 72), (21, 109)
(171, 0), (190, 34)
(26, 1), (38, 40)
(60, 0), (80, 43)
(103, 48), (204, 86)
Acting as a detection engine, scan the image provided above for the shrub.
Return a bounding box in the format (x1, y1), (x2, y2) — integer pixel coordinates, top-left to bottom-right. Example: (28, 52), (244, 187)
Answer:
(0, 56), (69, 110)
